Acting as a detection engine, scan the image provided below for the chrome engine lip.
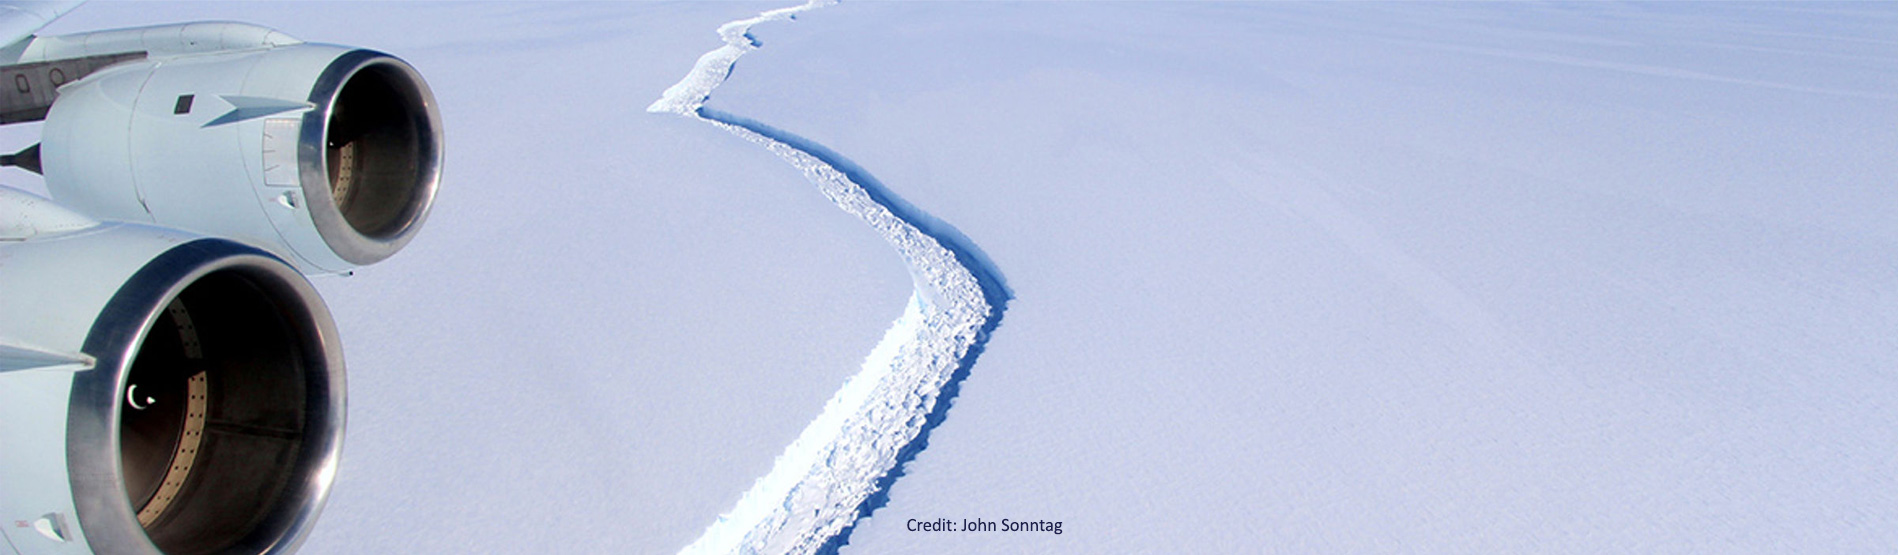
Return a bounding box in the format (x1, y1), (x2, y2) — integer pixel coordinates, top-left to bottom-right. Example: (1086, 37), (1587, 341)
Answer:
(67, 238), (344, 555)
(298, 48), (443, 267)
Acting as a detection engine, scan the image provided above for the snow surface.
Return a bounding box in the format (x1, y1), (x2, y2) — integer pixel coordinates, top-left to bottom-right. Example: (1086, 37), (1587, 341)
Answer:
(5, 2), (1897, 554)
(702, 3), (1898, 552)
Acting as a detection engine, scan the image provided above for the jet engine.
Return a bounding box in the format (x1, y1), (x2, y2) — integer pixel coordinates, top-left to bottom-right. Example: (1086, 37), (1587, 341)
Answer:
(0, 19), (437, 555)
(29, 23), (443, 273)
(0, 209), (344, 555)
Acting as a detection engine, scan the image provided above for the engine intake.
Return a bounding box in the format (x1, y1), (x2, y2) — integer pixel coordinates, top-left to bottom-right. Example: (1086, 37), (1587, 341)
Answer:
(303, 50), (442, 266)
(69, 238), (344, 555)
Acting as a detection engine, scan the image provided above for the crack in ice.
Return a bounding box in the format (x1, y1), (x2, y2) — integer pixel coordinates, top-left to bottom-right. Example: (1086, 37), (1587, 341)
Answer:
(649, 2), (1007, 553)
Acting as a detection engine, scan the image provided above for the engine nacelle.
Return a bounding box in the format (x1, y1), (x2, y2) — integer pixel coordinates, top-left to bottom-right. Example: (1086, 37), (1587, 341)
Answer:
(0, 220), (344, 555)
(39, 40), (442, 273)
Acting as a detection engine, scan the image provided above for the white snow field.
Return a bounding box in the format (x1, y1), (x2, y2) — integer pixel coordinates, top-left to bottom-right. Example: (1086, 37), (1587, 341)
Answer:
(697, 2), (1898, 553)
(9, 2), (1898, 553)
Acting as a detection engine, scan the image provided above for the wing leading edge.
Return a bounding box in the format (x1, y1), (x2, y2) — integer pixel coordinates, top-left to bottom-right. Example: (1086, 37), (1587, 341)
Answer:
(0, 1), (83, 53)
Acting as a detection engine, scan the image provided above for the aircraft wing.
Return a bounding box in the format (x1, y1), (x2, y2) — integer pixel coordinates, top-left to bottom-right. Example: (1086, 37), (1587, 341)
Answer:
(0, 1), (82, 52)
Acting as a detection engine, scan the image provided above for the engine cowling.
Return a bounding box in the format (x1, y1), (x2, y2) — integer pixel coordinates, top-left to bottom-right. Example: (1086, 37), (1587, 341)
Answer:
(39, 41), (443, 273)
(0, 219), (344, 555)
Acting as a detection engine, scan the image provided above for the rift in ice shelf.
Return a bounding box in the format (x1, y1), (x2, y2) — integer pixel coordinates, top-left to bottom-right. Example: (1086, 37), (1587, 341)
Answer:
(0, 2), (442, 554)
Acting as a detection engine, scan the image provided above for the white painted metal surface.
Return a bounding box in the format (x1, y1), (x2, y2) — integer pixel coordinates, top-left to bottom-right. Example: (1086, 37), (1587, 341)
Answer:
(0, 219), (199, 555)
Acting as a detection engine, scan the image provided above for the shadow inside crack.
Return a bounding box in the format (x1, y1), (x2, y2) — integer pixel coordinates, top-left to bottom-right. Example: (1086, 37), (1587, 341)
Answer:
(698, 107), (1011, 304)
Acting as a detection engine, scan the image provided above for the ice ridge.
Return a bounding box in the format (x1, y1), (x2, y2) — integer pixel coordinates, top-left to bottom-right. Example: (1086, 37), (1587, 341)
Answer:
(649, 2), (1006, 554)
